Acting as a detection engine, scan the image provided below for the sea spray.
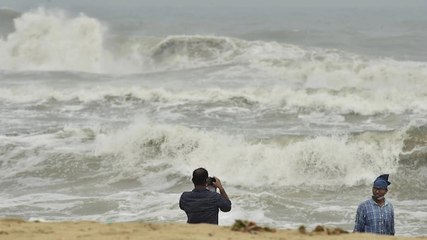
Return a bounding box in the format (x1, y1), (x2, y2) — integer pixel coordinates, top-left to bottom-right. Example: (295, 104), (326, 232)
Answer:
(0, 8), (110, 72)
(1, 77), (427, 117)
(94, 120), (401, 188)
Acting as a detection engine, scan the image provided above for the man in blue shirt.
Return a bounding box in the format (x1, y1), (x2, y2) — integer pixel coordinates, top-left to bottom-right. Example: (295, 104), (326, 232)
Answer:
(179, 168), (231, 224)
(354, 174), (395, 235)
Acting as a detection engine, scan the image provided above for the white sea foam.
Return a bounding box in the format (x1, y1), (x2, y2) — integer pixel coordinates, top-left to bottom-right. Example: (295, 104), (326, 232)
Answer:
(94, 119), (402, 188)
(0, 8), (110, 72)
(1, 8), (427, 82)
(1, 7), (426, 116)
(0, 8), (156, 74)
(1, 77), (427, 117)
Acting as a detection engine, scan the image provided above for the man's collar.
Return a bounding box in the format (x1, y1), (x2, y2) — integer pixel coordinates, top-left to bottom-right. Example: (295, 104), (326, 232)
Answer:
(370, 198), (389, 206)
(193, 187), (208, 192)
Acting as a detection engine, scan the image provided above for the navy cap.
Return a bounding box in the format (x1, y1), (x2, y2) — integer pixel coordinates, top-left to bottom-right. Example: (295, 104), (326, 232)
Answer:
(373, 174), (391, 189)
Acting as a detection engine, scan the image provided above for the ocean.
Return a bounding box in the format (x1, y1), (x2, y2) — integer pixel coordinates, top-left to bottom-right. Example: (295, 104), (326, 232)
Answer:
(1, 0), (426, 236)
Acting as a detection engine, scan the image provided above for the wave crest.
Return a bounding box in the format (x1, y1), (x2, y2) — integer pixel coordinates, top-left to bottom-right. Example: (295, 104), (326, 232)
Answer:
(0, 8), (110, 73)
(94, 121), (402, 188)
(150, 35), (245, 69)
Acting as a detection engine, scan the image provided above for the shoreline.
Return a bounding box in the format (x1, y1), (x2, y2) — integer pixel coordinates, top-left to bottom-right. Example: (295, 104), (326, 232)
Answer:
(1, 219), (426, 240)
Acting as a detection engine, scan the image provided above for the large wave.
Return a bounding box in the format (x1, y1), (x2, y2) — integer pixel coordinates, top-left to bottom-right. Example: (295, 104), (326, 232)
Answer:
(3, 119), (426, 191)
(93, 120), (403, 187)
(1, 76), (427, 117)
(1, 8), (427, 116)
(0, 8), (115, 73)
(150, 35), (246, 69)
(1, 8), (426, 76)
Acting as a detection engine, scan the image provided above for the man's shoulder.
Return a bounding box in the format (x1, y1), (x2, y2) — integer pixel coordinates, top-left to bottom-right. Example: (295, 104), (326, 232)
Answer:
(385, 199), (394, 207)
(180, 191), (194, 199)
(358, 198), (373, 208)
(180, 189), (211, 197)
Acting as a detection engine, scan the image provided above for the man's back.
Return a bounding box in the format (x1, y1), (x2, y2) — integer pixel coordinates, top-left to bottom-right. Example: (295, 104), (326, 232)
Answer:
(180, 188), (231, 224)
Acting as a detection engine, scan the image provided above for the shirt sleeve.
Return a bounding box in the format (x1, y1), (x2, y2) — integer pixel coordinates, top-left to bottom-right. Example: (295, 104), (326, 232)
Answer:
(217, 195), (231, 212)
(179, 193), (185, 211)
(354, 203), (366, 232)
(391, 204), (395, 235)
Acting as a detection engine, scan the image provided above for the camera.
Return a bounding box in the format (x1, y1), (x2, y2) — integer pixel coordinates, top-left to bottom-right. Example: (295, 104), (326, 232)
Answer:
(206, 177), (216, 186)
(206, 177), (216, 192)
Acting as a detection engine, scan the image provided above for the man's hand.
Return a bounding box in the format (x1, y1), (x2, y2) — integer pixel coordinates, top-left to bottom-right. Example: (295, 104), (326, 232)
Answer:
(213, 177), (223, 190)
(213, 177), (229, 200)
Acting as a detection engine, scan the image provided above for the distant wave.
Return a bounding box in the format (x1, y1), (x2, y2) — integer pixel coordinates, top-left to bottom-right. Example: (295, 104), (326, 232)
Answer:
(1, 77), (427, 116)
(150, 35), (246, 69)
(1, 8), (427, 116)
(400, 124), (427, 166)
(0, 8), (115, 73)
(1, 8), (426, 75)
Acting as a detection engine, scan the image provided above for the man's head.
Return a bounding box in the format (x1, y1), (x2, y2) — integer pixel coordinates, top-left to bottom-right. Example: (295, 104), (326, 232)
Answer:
(192, 167), (208, 186)
(372, 174), (390, 201)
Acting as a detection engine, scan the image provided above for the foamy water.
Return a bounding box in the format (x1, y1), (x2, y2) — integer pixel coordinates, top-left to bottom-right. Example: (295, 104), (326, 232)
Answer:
(1, 4), (427, 236)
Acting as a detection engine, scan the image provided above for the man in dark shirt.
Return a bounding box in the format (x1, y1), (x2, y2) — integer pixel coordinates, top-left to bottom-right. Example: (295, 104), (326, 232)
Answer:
(179, 168), (231, 224)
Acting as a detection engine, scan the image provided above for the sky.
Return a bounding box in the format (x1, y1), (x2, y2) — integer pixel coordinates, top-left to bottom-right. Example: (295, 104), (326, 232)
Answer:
(2, 0), (427, 10)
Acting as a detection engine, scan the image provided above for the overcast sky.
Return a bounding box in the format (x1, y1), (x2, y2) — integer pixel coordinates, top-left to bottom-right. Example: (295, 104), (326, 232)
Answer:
(2, 0), (427, 10)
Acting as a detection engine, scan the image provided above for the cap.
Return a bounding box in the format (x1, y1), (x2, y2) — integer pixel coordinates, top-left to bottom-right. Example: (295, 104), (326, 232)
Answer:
(373, 174), (391, 189)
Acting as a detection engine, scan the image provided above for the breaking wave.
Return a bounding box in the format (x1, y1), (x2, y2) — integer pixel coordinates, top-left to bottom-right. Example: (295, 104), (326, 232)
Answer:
(93, 120), (403, 188)
(1, 8), (427, 116)
(4, 119), (426, 191)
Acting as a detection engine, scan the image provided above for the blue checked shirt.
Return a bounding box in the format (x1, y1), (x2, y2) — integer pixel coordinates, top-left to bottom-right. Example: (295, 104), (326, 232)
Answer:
(354, 198), (395, 235)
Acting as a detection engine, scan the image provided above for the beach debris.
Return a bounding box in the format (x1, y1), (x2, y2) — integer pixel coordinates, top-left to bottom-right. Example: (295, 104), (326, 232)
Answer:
(298, 225), (307, 234)
(297, 225), (348, 235)
(312, 225), (349, 235)
(147, 223), (159, 231)
(231, 220), (276, 233)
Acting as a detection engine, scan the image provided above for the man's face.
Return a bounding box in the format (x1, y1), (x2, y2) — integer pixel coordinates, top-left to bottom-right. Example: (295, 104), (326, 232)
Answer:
(372, 187), (387, 200)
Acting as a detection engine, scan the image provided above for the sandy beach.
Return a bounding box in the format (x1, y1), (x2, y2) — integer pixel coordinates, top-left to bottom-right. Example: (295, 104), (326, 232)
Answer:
(0, 219), (426, 240)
